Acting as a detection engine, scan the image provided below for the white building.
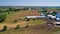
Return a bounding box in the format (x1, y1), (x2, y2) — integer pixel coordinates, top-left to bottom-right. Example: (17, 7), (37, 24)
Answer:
(47, 15), (56, 18)
(26, 16), (46, 19)
(54, 22), (60, 27)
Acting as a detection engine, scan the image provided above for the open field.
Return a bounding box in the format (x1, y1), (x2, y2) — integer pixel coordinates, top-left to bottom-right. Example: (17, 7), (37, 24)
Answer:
(0, 10), (49, 34)
(0, 24), (51, 34)
(0, 8), (60, 34)
(0, 24), (60, 34)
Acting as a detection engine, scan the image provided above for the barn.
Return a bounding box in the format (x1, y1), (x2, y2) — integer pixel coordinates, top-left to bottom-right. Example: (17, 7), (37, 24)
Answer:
(26, 16), (46, 19)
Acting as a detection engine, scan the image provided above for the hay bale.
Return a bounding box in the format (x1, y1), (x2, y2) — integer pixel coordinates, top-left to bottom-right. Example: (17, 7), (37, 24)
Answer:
(25, 25), (28, 28)
(0, 26), (7, 32)
(14, 25), (19, 30)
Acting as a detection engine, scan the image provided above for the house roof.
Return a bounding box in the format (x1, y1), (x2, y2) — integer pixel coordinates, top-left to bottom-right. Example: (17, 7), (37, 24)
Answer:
(56, 18), (60, 22)
(47, 15), (52, 17)
(47, 14), (56, 18)
(51, 16), (56, 18)
(56, 18), (60, 20)
(56, 13), (60, 18)
(27, 16), (37, 18)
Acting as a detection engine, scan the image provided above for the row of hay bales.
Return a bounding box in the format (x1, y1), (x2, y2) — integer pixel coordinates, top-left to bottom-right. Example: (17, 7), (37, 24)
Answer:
(0, 24), (19, 32)
(0, 22), (28, 32)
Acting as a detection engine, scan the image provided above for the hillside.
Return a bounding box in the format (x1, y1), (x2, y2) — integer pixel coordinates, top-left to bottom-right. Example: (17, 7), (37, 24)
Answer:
(4, 10), (40, 23)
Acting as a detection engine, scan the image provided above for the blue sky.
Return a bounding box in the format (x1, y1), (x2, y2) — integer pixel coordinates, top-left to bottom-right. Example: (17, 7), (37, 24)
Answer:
(0, 0), (60, 6)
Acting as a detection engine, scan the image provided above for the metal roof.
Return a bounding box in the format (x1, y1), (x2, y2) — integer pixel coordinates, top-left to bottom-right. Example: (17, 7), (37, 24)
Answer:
(56, 13), (60, 18)
(47, 15), (56, 18)
(26, 16), (46, 18)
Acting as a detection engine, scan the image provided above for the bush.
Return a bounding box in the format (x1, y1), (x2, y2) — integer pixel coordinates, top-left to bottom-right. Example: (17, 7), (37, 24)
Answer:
(52, 11), (57, 16)
(13, 20), (17, 23)
(0, 14), (6, 23)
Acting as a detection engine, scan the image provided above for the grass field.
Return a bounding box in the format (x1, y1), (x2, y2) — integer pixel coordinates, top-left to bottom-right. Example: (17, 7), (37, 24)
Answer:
(28, 19), (47, 26)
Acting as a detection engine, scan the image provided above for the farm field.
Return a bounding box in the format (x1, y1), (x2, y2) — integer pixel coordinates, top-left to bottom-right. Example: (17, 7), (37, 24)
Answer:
(0, 24), (52, 34)
(4, 10), (40, 23)
(0, 7), (60, 34)
(0, 24), (60, 34)
(0, 10), (46, 27)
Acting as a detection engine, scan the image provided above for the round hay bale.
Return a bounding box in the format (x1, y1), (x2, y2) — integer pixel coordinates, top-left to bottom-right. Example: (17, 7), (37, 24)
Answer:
(25, 25), (28, 28)
(14, 25), (19, 30)
(0, 26), (7, 32)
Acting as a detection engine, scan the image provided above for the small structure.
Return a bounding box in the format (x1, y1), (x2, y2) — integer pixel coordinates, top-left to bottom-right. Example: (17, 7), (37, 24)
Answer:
(41, 13), (44, 16)
(47, 15), (56, 19)
(54, 22), (60, 27)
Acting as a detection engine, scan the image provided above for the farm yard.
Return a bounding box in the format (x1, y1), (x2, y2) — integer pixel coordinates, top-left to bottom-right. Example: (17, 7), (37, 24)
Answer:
(0, 6), (60, 34)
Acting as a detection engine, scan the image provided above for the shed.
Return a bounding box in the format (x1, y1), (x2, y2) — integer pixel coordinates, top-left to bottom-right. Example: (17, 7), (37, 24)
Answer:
(51, 16), (56, 18)
(54, 22), (60, 27)
(47, 15), (56, 18)
(47, 15), (52, 17)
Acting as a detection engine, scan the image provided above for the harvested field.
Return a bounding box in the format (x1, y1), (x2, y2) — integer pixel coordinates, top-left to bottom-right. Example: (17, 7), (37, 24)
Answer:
(0, 24), (54, 34)
(4, 10), (40, 23)
(30, 10), (40, 16)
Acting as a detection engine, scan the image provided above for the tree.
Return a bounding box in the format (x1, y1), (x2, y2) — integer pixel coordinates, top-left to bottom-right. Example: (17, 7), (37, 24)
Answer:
(8, 7), (14, 11)
(52, 11), (57, 16)
(0, 14), (6, 23)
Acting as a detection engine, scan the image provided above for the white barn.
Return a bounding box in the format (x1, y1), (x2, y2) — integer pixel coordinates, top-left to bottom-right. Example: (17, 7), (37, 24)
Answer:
(47, 15), (56, 18)
(26, 16), (46, 19)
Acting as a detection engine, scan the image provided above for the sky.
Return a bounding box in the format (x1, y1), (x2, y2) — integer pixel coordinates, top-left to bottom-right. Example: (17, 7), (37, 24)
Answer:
(0, 0), (60, 6)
